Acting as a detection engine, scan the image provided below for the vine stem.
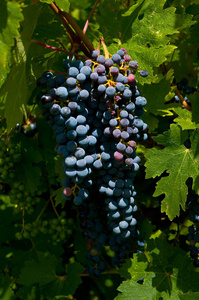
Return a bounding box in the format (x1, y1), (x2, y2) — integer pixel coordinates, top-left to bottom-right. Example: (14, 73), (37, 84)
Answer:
(49, 2), (94, 57)
(61, 10), (95, 54)
(35, 197), (51, 223)
(171, 83), (192, 111)
(50, 198), (59, 218)
(31, 40), (89, 59)
(48, 2), (79, 46)
(83, 0), (101, 34)
(160, 64), (192, 111)
(101, 37), (109, 59)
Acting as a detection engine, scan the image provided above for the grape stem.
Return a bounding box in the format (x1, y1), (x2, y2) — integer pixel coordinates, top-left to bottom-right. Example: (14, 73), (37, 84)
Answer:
(160, 63), (192, 111)
(83, 0), (101, 34)
(50, 198), (59, 218)
(101, 37), (110, 59)
(49, 2), (94, 57)
(35, 197), (51, 223)
(31, 40), (89, 59)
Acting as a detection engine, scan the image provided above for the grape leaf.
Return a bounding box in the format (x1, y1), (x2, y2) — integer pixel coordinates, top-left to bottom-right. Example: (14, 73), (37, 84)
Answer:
(1, 3), (42, 131)
(145, 124), (199, 220)
(0, 0), (23, 68)
(14, 134), (43, 193)
(173, 107), (199, 130)
(139, 74), (174, 116)
(18, 251), (84, 297)
(52, 187), (65, 208)
(0, 273), (16, 300)
(116, 237), (199, 299)
(120, 0), (195, 84)
(55, 0), (70, 12)
(190, 92), (199, 125)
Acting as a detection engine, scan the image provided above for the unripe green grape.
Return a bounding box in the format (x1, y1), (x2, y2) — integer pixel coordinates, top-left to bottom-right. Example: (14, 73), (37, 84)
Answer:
(42, 220), (48, 227)
(56, 226), (62, 233)
(60, 232), (66, 240)
(23, 231), (30, 239)
(52, 234), (57, 241)
(35, 197), (40, 203)
(24, 224), (31, 231)
(28, 208), (34, 214)
(0, 204), (6, 210)
(31, 229), (38, 237)
(26, 196), (32, 202)
(19, 185), (24, 191)
(15, 232), (23, 240)
(61, 219), (67, 225)
(5, 157), (11, 163)
(13, 182), (20, 189)
(40, 227), (48, 234)
(9, 172), (15, 179)
(17, 193), (23, 200)
(9, 149), (15, 155)
(18, 202), (24, 208)
(0, 151), (5, 157)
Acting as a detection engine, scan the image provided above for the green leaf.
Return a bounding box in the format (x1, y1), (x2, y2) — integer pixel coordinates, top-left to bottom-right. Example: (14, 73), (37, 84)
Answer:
(52, 187), (65, 208)
(139, 74), (174, 116)
(145, 125), (199, 219)
(1, 3), (42, 130)
(116, 237), (199, 299)
(14, 134), (43, 193)
(55, 0), (70, 12)
(173, 107), (199, 130)
(18, 252), (84, 297)
(0, 273), (16, 300)
(0, 0), (23, 68)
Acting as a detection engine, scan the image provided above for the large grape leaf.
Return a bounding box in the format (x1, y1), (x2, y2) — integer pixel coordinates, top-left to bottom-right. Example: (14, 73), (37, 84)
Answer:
(0, 273), (16, 300)
(13, 134), (43, 193)
(116, 237), (199, 299)
(1, 3), (42, 131)
(145, 124), (199, 220)
(18, 251), (84, 298)
(0, 0), (23, 68)
(173, 107), (199, 130)
(119, 0), (195, 84)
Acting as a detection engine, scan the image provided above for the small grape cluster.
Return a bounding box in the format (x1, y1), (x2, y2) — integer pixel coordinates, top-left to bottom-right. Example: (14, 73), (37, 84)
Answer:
(187, 197), (199, 267)
(0, 139), (21, 181)
(170, 78), (197, 106)
(36, 48), (148, 274)
(15, 211), (74, 245)
(9, 181), (45, 214)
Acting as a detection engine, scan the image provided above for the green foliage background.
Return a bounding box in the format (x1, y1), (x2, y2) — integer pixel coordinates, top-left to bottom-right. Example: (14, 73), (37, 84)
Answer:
(0, 0), (199, 299)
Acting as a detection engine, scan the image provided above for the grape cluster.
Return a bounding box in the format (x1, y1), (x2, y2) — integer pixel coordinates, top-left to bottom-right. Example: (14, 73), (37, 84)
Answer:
(169, 78), (197, 106)
(15, 211), (74, 245)
(36, 48), (148, 274)
(9, 181), (46, 214)
(187, 197), (199, 267)
(0, 139), (21, 181)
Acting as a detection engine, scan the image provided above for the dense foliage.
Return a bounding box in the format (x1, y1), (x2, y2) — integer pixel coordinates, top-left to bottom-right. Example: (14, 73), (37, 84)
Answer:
(0, 0), (199, 299)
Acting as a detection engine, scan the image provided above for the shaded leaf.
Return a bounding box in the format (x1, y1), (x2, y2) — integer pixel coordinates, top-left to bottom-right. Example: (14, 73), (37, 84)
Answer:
(145, 125), (199, 219)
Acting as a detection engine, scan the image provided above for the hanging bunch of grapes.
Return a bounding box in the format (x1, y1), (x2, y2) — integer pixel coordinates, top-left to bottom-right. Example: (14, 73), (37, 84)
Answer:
(36, 48), (148, 275)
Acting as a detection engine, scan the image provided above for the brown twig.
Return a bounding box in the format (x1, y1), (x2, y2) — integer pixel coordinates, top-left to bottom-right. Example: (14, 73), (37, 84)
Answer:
(160, 64), (192, 111)
(83, 0), (100, 34)
(101, 37), (109, 59)
(49, 2), (79, 46)
(172, 83), (192, 111)
(31, 40), (89, 59)
(61, 10), (95, 54)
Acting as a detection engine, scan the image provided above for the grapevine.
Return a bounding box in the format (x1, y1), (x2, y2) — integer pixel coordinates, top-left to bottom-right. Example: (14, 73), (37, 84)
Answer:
(0, 0), (199, 299)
